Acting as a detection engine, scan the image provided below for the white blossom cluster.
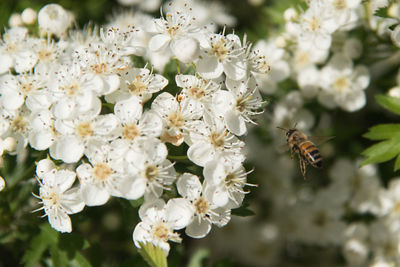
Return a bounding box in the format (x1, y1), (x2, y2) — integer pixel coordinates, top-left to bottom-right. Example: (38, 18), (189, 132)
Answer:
(0, 3), (266, 255)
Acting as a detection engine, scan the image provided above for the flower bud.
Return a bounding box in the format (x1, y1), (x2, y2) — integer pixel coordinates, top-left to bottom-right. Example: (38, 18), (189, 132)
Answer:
(38, 4), (73, 37)
(21, 8), (37, 25)
(3, 137), (16, 152)
(9, 13), (23, 28)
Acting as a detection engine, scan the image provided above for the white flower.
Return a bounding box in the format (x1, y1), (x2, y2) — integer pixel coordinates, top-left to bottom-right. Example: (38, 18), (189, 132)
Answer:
(106, 67), (168, 103)
(0, 27), (38, 74)
(176, 173), (231, 238)
(148, 9), (200, 63)
(212, 78), (264, 136)
(298, 0), (338, 51)
(114, 96), (163, 143)
(28, 109), (56, 151)
(34, 165), (85, 233)
(133, 199), (189, 255)
(50, 111), (119, 163)
(125, 138), (176, 199)
(196, 33), (247, 81)
(76, 142), (138, 206)
(38, 4), (74, 37)
(318, 53), (370, 112)
(203, 160), (252, 208)
(151, 92), (202, 145)
(0, 73), (50, 112)
(250, 40), (289, 94)
(187, 118), (245, 167)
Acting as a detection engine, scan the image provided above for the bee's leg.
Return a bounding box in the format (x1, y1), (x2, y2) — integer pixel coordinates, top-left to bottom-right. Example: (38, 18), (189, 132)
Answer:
(290, 147), (295, 159)
(299, 157), (308, 180)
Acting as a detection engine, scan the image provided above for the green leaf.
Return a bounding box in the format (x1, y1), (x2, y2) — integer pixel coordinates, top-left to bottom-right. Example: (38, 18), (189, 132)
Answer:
(376, 95), (400, 115)
(231, 206), (256, 217)
(363, 124), (400, 140)
(394, 154), (400, 171)
(361, 139), (400, 166)
(21, 224), (58, 266)
(71, 252), (92, 267)
(50, 243), (69, 267)
(187, 248), (210, 267)
(138, 242), (168, 267)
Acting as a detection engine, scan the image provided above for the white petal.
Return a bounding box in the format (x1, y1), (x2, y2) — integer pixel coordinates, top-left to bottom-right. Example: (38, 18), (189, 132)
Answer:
(53, 98), (76, 119)
(223, 59), (247, 81)
(185, 217), (211, 238)
(1, 90), (24, 111)
(50, 136), (84, 163)
(123, 177), (146, 200)
(36, 159), (55, 179)
(148, 34), (171, 52)
(114, 96), (143, 123)
(81, 184), (110, 206)
(211, 186), (229, 207)
(187, 142), (215, 167)
(176, 173), (202, 200)
(93, 114), (119, 136)
(47, 209), (72, 233)
(102, 74), (120, 95)
(14, 50), (38, 73)
(56, 170), (76, 193)
(224, 109), (246, 136)
(197, 55), (223, 80)
(61, 187), (85, 214)
(166, 198), (194, 230)
(0, 54), (13, 74)
(203, 161), (226, 185)
(139, 111), (163, 137)
(29, 130), (54, 150)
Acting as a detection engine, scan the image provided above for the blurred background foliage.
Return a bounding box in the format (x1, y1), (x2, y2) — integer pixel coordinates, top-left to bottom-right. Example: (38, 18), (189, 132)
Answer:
(0, 0), (399, 266)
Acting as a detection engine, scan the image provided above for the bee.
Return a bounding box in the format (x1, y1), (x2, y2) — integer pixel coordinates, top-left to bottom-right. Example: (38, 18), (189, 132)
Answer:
(277, 126), (333, 179)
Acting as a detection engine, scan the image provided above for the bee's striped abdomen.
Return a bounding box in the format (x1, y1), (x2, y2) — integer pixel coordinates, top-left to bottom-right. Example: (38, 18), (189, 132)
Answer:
(298, 141), (322, 168)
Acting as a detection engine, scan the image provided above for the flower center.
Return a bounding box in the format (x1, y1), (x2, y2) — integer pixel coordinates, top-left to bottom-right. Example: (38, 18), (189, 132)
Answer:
(188, 86), (205, 99)
(91, 63), (108, 74)
(12, 116), (28, 133)
(20, 82), (33, 94)
(236, 97), (248, 112)
(333, 0), (346, 10)
(76, 122), (93, 137)
(225, 173), (236, 187)
(211, 38), (229, 61)
(123, 124), (139, 140)
(194, 197), (209, 215)
(210, 131), (225, 148)
(168, 112), (184, 129)
(127, 77), (147, 96)
(309, 17), (321, 32)
(66, 83), (79, 96)
(38, 49), (53, 61)
(153, 223), (170, 241)
(93, 163), (112, 181)
(334, 77), (349, 92)
(144, 165), (159, 181)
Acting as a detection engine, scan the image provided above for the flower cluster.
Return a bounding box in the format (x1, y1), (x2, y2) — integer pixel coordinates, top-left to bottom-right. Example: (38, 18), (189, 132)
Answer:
(0, 2), (265, 255)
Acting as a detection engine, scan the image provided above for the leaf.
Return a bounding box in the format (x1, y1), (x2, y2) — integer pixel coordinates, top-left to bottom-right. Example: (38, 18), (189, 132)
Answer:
(363, 124), (400, 140)
(376, 95), (400, 115)
(69, 252), (92, 267)
(187, 248), (210, 267)
(21, 224), (59, 266)
(361, 139), (400, 166)
(231, 206), (256, 217)
(138, 242), (168, 267)
(50, 243), (69, 267)
(394, 154), (400, 171)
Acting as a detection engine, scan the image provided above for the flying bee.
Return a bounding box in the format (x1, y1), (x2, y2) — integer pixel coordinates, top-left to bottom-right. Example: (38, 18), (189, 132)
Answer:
(277, 126), (334, 179)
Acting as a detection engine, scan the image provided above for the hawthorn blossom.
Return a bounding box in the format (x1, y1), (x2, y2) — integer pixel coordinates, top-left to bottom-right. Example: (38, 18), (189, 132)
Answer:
(133, 199), (192, 255)
(196, 32), (247, 81)
(34, 164), (85, 233)
(175, 173), (231, 238)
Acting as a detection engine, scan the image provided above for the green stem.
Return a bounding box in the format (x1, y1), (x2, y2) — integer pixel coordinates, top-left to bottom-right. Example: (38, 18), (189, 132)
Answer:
(174, 58), (181, 74)
(167, 155), (188, 161)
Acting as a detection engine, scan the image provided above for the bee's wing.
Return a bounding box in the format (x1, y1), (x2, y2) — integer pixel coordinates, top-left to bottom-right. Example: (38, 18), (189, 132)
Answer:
(308, 136), (335, 146)
(278, 143), (290, 152)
